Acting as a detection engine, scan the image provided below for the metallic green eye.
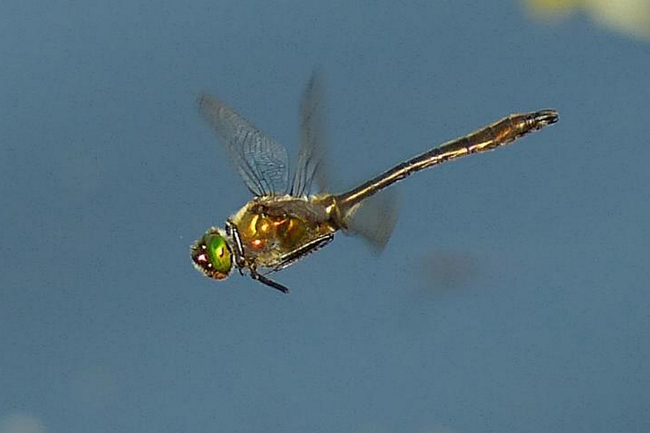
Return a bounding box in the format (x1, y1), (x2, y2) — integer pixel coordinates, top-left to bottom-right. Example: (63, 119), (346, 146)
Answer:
(206, 233), (232, 274)
(191, 228), (233, 280)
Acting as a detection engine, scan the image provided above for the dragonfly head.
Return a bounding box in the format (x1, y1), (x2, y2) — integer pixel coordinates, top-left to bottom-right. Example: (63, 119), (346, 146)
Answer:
(191, 227), (233, 280)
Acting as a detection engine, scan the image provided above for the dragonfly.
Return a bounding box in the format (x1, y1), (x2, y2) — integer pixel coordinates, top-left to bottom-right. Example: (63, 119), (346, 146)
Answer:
(191, 73), (558, 294)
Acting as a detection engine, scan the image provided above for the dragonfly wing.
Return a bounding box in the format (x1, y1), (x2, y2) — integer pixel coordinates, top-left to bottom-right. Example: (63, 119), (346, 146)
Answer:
(291, 70), (330, 197)
(344, 189), (399, 252)
(199, 94), (289, 196)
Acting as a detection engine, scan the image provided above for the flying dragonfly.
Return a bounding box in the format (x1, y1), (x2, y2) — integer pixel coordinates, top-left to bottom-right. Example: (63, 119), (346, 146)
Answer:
(191, 74), (559, 294)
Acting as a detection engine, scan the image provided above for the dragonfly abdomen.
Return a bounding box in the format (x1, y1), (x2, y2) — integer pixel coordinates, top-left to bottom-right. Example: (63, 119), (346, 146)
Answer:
(336, 110), (558, 210)
(462, 110), (559, 154)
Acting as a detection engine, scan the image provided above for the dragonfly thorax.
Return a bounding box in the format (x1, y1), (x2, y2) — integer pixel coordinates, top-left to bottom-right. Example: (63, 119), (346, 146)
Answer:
(229, 195), (339, 269)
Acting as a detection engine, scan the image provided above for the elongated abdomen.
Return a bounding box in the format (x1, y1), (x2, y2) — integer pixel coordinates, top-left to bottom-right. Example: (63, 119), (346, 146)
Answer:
(336, 110), (559, 211)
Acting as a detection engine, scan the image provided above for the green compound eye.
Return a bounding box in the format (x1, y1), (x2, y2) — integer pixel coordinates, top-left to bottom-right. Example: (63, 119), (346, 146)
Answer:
(207, 233), (232, 277)
(191, 229), (233, 280)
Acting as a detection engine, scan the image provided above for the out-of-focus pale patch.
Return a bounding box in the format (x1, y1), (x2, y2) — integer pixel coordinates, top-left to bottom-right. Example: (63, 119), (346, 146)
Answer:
(0, 415), (46, 433)
(525, 0), (650, 40)
(588, 0), (650, 40)
(71, 366), (118, 409)
(419, 250), (481, 291)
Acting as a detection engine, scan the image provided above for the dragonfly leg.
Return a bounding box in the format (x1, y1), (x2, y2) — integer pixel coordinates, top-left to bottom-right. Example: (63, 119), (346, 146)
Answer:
(250, 270), (290, 294)
(225, 219), (246, 276)
(249, 233), (334, 294)
(272, 233), (334, 272)
(226, 219), (289, 293)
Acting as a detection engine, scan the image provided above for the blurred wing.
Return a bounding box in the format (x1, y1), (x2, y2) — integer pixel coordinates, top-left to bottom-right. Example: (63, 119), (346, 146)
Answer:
(291, 70), (329, 197)
(344, 189), (399, 253)
(199, 94), (289, 196)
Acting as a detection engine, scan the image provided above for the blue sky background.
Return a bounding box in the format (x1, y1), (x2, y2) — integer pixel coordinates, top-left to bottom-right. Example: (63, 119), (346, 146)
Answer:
(1, 1), (649, 432)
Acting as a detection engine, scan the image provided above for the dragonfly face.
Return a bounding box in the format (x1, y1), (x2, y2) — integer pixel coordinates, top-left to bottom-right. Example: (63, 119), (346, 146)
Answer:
(192, 71), (558, 294)
(191, 227), (233, 280)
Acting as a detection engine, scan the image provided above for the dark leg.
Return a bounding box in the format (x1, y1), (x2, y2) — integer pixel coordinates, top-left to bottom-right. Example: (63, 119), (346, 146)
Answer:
(250, 233), (334, 294)
(250, 271), (290, 294)
(225, 219), (246, 275)
(272, 233), (334, 272)
(226, 220), (289, 293)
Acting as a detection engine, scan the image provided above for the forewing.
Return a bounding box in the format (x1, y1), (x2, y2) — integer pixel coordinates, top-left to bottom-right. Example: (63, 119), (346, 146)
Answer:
(199, 94), (289, 196)
(291, 71), (330, 197)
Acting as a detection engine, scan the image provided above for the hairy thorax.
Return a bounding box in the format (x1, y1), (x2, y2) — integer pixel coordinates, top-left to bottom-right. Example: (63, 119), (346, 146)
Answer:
(230, 194), (341, 268)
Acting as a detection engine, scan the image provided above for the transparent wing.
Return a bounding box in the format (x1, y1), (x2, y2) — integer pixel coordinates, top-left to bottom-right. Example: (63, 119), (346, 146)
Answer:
(198, 94), (289, 196)
(344, 189), (399, 253)
(291, 70), (329, 197)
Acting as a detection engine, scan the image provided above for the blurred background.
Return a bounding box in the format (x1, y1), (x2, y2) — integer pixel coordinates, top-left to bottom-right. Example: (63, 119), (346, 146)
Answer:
(1, 0), (649, 432)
